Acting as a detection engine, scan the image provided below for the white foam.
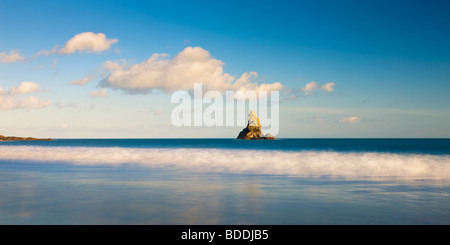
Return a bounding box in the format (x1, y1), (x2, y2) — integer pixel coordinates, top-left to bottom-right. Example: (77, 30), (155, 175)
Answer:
(1, 146), (449, 180)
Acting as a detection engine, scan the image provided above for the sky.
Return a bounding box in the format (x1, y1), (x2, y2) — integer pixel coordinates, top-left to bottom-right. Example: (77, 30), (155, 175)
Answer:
(0, 0), (449, 138)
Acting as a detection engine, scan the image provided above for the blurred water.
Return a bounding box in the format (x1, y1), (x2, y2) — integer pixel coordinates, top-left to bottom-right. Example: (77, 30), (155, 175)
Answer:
(1, 138), (449, 154)
(0, 139), (449, 224)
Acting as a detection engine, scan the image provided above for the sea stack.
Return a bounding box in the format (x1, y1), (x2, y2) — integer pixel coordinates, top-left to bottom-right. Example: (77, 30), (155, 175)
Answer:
(236, 110), (275, 140)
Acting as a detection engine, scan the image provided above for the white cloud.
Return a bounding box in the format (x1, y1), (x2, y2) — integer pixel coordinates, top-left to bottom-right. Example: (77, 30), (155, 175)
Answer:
(36, 32), (118, 56)
(301, 81), (335, 95)
(102, 46), (284, 94)
(69, 76), (92, 86)
(0, 50), (25, 63)
(89, 89), (107, 98)
(339, 116), (362, 124)
(301, 81), (319, 95)
(8, 81), (41, 95)
(0, 81), (50, 111)
(320, 82), (335, 92)
(60, 32), (118, 54)
(0, 95), (51, 111)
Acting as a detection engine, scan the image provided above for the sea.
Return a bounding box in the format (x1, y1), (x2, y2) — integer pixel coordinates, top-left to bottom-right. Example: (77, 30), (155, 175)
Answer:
(0, 138), (449, 225)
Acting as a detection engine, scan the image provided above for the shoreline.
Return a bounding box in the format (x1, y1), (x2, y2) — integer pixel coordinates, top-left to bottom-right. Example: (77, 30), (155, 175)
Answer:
(0, 135), (53, 142)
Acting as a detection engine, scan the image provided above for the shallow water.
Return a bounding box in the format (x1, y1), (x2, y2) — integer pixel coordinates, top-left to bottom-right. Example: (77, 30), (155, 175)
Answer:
(0, 139), (449, 224)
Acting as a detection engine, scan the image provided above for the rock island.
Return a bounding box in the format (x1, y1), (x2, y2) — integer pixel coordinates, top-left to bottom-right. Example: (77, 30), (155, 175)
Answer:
(236, 110), (275, 140)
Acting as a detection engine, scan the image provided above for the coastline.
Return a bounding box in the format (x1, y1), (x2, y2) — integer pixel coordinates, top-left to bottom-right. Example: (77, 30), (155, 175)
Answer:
(0, 135), (53, 142)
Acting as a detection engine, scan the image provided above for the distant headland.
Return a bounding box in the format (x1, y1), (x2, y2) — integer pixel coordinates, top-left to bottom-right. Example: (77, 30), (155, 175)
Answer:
(0, 135), (53, 142)
(237, 110), (275, 140)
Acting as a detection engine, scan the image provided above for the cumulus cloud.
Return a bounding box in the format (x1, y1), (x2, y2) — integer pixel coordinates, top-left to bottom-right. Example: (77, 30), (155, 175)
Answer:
(339, 116), (362, 124)
(301, 81), (335, 95)
(0, 50), (25, 63)
(0, 81), (50, 111)
(101, 46), (284, 94)
(320, 82), (335, 92)
(8, 81), (41, 95)
(89, 89), (107, 98)
(0, 95), (50, 111)
(60, 32), (118, 54)
(301, 81), (319, 95)
(2, 96), (51, 111)
(36, 32), (118, 56)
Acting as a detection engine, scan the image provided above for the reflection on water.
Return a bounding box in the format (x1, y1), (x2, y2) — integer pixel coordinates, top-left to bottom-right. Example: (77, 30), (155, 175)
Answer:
(1, 160), (450, 225)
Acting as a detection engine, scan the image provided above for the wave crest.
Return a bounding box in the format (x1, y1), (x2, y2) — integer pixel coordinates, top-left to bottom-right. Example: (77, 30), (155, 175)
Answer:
(1, 146), (449, 180)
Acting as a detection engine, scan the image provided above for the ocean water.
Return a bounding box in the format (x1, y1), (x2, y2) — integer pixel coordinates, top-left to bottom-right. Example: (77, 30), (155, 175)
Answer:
(0, 138), (449, 225)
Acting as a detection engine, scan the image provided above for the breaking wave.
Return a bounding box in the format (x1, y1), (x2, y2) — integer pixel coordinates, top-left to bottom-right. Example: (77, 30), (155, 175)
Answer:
(1, 146), (449, 180)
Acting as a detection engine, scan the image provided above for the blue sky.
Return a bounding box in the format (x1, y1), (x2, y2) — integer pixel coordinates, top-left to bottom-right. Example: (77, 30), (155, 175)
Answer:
(0, 0), (449, 138)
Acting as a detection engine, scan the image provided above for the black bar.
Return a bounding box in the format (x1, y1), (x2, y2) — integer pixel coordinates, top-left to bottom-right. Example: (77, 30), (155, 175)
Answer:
(1, 225), (448, 243)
